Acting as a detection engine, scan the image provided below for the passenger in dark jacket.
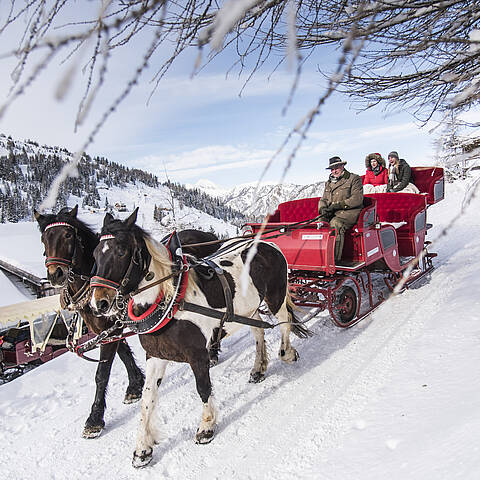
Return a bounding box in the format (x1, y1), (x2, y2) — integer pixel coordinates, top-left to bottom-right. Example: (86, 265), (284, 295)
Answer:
(318, 156), (364, 262)
(387, 151), (419, 193)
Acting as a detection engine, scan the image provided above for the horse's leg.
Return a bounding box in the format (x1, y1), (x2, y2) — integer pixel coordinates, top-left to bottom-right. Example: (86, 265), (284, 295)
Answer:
(276, 299), (299, 363)
(190, 356), (217, 444)
(132, 357), (168, 468)
(116, 339), (145, 404)
(83, 341), (118, 438)
(249, 322), (269, 383)
(207, 327), (222, 367)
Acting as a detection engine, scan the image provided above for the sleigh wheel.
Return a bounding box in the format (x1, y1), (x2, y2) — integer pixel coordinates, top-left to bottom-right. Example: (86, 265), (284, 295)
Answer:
(332, 285), (358, 327)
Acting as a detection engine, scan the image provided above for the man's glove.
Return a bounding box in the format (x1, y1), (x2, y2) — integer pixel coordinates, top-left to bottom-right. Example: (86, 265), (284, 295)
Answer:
(330, 201), (347, 211)
(318, 206), (329, 216)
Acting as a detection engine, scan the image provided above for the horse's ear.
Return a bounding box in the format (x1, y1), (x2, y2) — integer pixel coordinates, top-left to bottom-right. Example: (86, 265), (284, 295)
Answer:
(125, 207), (138, 227)
(103, 212), (114, 227)
(69, 204), (78, 218)
(33, 209), (43, 222)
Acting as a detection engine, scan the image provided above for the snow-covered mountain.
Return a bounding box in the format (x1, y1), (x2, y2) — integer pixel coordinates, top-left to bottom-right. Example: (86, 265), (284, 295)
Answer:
(192, 180), (326, 220)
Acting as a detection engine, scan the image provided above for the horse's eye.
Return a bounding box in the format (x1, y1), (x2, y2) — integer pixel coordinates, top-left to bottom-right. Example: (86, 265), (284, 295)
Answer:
(65, 232), (72, 239)
(118, 246), (126, 257)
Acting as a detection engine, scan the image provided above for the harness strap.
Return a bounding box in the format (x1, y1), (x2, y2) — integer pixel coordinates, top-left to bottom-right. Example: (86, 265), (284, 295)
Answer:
(90, 276), (120, 290)
(181, 215), (323, 250)
(60, 279), (91, 310)
(46, 256), (72, 267)
(202, 259), (234, 345)
(178, 300), (274, 330)
(129, 269), (181, 297)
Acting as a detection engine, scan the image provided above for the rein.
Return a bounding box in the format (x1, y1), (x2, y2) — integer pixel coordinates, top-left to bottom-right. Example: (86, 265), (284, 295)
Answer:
(180, 215), (323, 250)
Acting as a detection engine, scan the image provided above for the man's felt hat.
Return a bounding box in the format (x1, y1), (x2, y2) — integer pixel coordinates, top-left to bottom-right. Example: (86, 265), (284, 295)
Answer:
(326, 156), (347, 169)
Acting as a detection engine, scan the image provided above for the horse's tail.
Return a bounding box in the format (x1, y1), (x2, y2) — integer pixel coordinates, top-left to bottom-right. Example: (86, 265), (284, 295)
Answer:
(286, 291), (313, 339)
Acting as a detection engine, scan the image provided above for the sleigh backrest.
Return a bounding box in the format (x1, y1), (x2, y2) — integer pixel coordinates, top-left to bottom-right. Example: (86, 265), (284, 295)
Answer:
(411, 167), (444, 204)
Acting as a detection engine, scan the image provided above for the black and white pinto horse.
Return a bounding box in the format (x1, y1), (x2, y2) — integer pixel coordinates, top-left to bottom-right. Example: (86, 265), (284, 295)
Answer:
(35, 205), (219, 439)
(90, 209), (308, 468)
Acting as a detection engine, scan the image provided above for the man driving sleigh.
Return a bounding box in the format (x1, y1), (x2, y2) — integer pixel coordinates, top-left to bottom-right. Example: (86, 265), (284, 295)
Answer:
(317, 156), (364, 262)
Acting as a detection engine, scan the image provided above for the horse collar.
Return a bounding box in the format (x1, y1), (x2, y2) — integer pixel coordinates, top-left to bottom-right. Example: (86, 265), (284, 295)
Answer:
(123, 257), (189, 334)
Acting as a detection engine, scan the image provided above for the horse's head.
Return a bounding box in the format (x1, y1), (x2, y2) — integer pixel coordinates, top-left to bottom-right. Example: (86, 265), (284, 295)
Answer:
(90, 208), (151, 316)
(34, 205), (94, 287)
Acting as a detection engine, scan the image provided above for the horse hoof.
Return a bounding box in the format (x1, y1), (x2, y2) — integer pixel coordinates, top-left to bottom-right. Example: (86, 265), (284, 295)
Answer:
(195, 427), (216, 444)
(82, 425), (103, 439)
(279, 348), (299, 363)
(123, 392), (142, 404)
(249, 372), (265, 383)
(132, 448), (153, 468)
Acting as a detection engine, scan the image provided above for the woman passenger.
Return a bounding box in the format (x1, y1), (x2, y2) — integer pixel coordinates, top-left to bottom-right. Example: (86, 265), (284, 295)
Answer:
(363, 152), (388, 193)
(386, 151), (420, 193)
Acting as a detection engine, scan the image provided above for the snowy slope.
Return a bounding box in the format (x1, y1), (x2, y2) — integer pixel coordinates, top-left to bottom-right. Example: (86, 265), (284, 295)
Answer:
(1, 179), (480, 479)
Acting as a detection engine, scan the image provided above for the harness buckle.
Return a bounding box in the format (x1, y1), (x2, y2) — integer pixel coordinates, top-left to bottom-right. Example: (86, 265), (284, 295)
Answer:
(116, 294), (127, 311)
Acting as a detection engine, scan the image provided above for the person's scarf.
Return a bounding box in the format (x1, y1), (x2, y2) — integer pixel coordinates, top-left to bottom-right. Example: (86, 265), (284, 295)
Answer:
(388, 164), (398, 184)
(329, 170), (345, 183)
(372, 164), (382, 176)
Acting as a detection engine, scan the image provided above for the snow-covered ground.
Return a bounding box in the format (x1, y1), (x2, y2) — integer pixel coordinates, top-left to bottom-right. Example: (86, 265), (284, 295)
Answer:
(1, 179), (480, 479)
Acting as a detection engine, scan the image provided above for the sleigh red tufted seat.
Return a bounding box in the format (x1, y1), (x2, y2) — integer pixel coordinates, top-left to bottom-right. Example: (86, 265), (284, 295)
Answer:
(366, 193), (426, 225)
(366, 192), (428, 256)
(269, 196), (376, 228)
(273, 197), (320, 223)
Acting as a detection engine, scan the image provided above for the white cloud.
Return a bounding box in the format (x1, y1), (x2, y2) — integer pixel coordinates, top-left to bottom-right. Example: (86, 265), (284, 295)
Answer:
(130, 144), (274, 181)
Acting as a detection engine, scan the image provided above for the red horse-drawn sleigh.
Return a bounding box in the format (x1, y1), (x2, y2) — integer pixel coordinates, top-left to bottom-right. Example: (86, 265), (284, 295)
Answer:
(245, 167), (444, 327)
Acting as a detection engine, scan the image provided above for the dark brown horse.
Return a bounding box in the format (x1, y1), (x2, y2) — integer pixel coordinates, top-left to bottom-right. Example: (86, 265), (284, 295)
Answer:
(35, 205), (220, 438)
(90, 209), (309, 467)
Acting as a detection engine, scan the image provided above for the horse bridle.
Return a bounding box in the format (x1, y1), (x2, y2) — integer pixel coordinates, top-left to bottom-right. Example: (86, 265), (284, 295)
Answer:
(90, 233), (152, 311)
(43, 221), (97, 312)
(43, 222), (77, 269)
(42, 222), (93, 280)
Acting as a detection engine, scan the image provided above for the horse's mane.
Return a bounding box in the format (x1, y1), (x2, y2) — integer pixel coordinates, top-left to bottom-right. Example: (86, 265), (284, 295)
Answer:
(144, 237), (175, 300)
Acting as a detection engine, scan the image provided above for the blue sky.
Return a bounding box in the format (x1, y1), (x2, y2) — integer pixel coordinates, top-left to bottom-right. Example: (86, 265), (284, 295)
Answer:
(0, 5), (440, 188)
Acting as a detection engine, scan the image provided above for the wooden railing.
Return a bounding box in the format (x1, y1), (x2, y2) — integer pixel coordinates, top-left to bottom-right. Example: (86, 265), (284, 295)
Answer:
(0, 259), (57, 298)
